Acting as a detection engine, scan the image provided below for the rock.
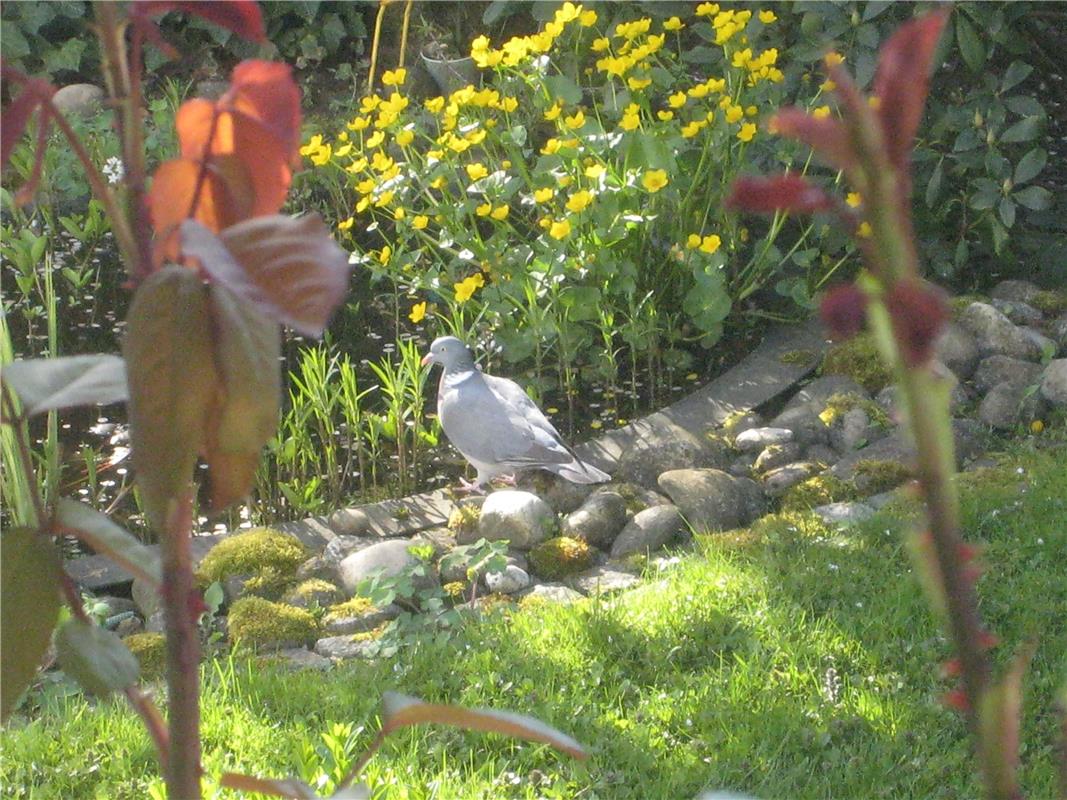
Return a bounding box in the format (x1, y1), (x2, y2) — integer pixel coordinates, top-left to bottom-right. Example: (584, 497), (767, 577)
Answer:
(222, 574), (251, 604)
(827, 407), (879, 453)
(934, 323), (980, 380)
(328, 508), (372, 536)
(338, 538), (439, 595)
(295, 554), (342, 585)
(959, 302), (1041, 360)
(768, 404), (828, 447)
(990, 279), (1042, 305)
(610, 505), (687, 558)
(761, 462), (823, 496)
(592, 482), (671, 511)
(1020, 327), (1057, 359)
(538, 476), (596, 514)
(752, 442), (803, 473)
(616, 420), (732, 488)
(973, 355), (1044, 394)
(978, 381), (1045, 430)
(114, 615), (144, 637)
(804, 443), (840, 466)
(1040, 359), (1067, 406)
(727, 454), (756, 477)
(323, 603), (401, 635)
(560, 492), (628, 548)
(485, 565), (531, 594)
(132, 577), (161, 618)
(566, 565), (640, 595)
(877, 381), (969, 417)
(145, 610), (166, 633)
(271, 648), (333, 671)
(991, 298), (1045, 327)
(518, 583), (584, 604)
(721, 411), (764, 438)
(657, 469), (765, 532)
(473, 491), (556, 549)
(314, 635), (379, 660)
(734, 427), (794, 452)
(814, 502), (876, 526)
(1052, 314), (1067, 354)
(789, 376), (870, 407)
(323, 535), (375, 564)
(831, 419), (988, 479)
(95, 596), (139, 618)
(412, 529), (455, 558)
(52, 84), (106, 116)
(195, 79), (230, 100)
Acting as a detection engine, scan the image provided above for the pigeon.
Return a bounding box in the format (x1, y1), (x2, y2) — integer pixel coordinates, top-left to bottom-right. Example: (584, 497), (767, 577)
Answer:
(421, 336), (611, 491)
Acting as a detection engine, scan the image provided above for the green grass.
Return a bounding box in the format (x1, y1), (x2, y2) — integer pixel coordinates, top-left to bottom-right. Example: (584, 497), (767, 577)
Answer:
(3, 442), (1065, 799)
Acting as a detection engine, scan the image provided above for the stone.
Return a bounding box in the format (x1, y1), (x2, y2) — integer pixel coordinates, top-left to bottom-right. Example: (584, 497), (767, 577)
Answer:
(827, 407), (880, 453)
(615, 420), (732, 489)
(519, 583), (584, 604)
(282, 580), (344, 609)
(323, 535), (374, 564)
(610, 505), (687, 558)
(195, 80), (230, 100)
(323, 603), (401, 635)
(657, 469), (765, 532)
(95, 596), (139, 618)
(560, 492), (628, 549)
(734, 427), (794, 452)
(271, 648), (332, 671)
(752, 442), (803, 473)
(991, 298), (1045, 327)
(1052, 314), (1067, 354)
(222, 574), (251, 604)
(1040, 359), (1067, 406)
(295, 554), (342, 585)
(592, 482), (671, 511)
(727, 454), (756, 477)
(959, 302), (1041, 360)
(1020, 327), (1057, 359)
(314, 635), (379, 660)
(485, 564), (531, 594)
(520, 472), (595, 514)
(566, 566), (640, 595)
(831, 419), (989, 479)
(804, 443), (840, 466)
(768, 404), (829, 447)
(788, 375), (869, 407)
(52, 84), (106, 116)
(131, 577), (161, 618)
(721, 410), (764, 438)
(328, 508), (372, 536)
(990, 279), (1042, 305)
(473, 491), (556, 549)
(761, 462), (823, 496)
(978, 381), (1045, 430)
(814, 502), (876, 526)
(338, 538), (439, 595)
(145, 610), (166, 634)
(412, 529), (455, 558)
(114, 615), (144, 638)
(934, 323), (980, 380)
(973, 355), (1044, 394)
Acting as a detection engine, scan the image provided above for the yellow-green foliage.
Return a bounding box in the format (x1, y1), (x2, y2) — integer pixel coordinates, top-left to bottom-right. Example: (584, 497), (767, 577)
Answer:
(779, 349), (817, 366)
(820, 333), (893, 393)
(749, 511), (834, 540)
(721, 410), (757, 439)
(611, 482), (651, 515)
(1030, 289), (1067, 315)
(949, 294), (986, 319)
(443, 581), (469, 601)
(447, 504), (481, 538)
(124, 632), (165, 682)
(323, 596), (373, 623)
(528, 536), (593, 580)
(853, 459), (913, 494)
(197, 528), (308, 600)
(780, 474), (856, 512)
(227, 596), (320, 649)
(283, 578), (342, 607)
(819, 392), (891, 429)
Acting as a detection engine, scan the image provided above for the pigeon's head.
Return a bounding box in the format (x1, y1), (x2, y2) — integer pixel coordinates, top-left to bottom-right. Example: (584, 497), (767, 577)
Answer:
(421, 336), (474, 370)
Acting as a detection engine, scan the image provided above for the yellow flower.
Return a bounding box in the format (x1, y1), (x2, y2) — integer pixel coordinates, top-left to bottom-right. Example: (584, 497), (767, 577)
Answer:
(549, 219), (572, 240)
(412, 215), (429, 229)
(544, 102), (563, 121)
(699, 234), (722, 254)
(688, 83), (710, 99)
(347, 116), (369, 131)
(365, 130), (384, 149)
(409, 301), (427, 323)
(745, 105), (758, 117)
(615, 18), (651, 40)
(374, 190), (394, 207)
(557, 174), (573, 188)
(725, 105), (744, 124)
(812, 105), (831, 119)
(566, 190), (593, 213)
(393, 207), (405, 221)
(541, 138), (562, 155)
(668, 91), (687, 109)
(657, 110), (674, 121)
(857, 222), (873, 238)
(820, 79), (837, 92)
(554, 2), (581, 24)
(501, 96), (518, 112)
(579, 8), (597, 26)
(627, 76), (652, 90)
(686, 233), (701, 249)
(1030, 419), (1044, 434)
(476, 203), (492, 217)
(824, 52), (844, 67)
(846, 192), (863, 208)
(642, 169), (668, 193)
(584, 163), (606, 179)
(466, 163), (488, 181)
(395, 128), (415, 147)
(430, 175), (447, 189)
(732, 48), (753, 68)
(737, 123), (757, 142)
(334, 143), (352, 157)
(681, 120), (705, 138)
(425, 96), (445, 113)
(490, 205), (509, 221)
(381, 68), (406, 86)
(868, 96), (882, 110)
(591, 36), (611, 52)
(453, 274), (485, 303)
(533, 187), (555, 203)
(759, 10), (777, 23)
(378, 246), (392, 264)
(664, 16), (684, 31)
(564, 109), (586, 129)
(337, 217), (354, 231)
(356, 196), (370, 213)
(696, 3), (720, 17)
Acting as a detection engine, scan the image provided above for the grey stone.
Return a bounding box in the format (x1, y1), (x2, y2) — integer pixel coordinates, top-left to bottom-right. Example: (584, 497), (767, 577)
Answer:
(616, 420), (732, 489)
(1020, 327), (1057, 360)
(295, 554), (342, 585)
(727, 454), (756, 477)
(484, 565), (531, 594)
(991, 298), (1045, 327)
(323, 535), (374, 564)
(519, 583), (584, 604)
(877, 381), (969, 417)
(566, 565), (640, 595)
(1040, 359), (1067, 406)
(282, 581), (344, 609)
(761, 462), (823, 496)
(804, 443), (840, 466)
(145, 610), (166, 633)
(657, 469), (766, 532)
(990, 280), (1042, 305)
(973, 355), (1043, 394)
(768, 404), (829, 447)
(1052, 314), (1067, 354)
(338, 538), (439, 595)
(115, 616), (144, 638)
(96, 596), (139, 617)
(131, 577), (161, 618)
(934, 323), (980, 380)
(753, 442), (803, 473)
(412, 529), (455, 558)
(526, 474), (596, 514)
(787, 375), (869, 408)
(560, 492), (628, 549)
(827, 407), (880, 453)
(610, 505), (687, 558)
(959, 302), (1041, 360)
(734, 427), (794, 452)
(222, 574), (251, 604)
(52, 84), (106, 116)
(314, 635), (379, 660)
(721, 411), (764, 438)
(323, 603), (401, 635)
(814, 501), (876, 526)
(473, 491), (556, 549)
(831, 419), (989, 480)
(195, 80), (230, 100)
(592, 482), (670, 511)
(270, 647), (333, 671)
(328, 508), (372, 536)
(977, 381), (1045, 430)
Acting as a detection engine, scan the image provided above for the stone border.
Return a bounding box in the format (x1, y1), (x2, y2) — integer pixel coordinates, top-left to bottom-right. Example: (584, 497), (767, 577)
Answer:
(66, 318), (828, 591)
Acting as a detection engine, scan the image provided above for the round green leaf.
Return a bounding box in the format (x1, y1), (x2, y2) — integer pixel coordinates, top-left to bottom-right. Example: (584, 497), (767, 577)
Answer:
(1012, 185), (1052, 211)
(1013, 148), (1047, 185)
(1000, 116), (1042, 143)
(955, 15), (986, 72)
(55, 617), (140, 697)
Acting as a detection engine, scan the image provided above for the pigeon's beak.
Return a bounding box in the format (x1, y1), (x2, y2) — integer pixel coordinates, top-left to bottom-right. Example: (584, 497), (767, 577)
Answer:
(420, 353), (433, 366)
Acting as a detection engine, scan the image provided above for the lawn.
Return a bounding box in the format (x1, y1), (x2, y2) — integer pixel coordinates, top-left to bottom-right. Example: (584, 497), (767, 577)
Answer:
(3, 440), (1064, 799)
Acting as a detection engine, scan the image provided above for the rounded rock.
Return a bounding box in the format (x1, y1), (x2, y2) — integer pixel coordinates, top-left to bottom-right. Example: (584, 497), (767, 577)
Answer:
(473, 490), (557, 549)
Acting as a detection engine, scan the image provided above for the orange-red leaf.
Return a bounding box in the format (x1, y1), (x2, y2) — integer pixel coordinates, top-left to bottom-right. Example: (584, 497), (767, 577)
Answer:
(726, 174), (836, 215)
(770, 108), (856, 174)
(1, 74), (53, 171)
(135, 1), (265, 42)
(227, 61), (302, 166)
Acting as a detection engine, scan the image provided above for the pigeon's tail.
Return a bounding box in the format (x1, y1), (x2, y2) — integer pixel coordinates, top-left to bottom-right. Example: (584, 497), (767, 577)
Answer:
(547, 458), (611, 484)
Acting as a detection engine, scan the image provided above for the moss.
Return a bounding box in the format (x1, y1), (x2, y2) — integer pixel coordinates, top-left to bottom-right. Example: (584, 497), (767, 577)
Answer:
(853, 459), (913, 494)
(721, 410), (758, 438)
(447, 504), (481, 538)
(528, 536), (594, 580)
(443, 581), (469, 601)
(1030, 289), (1067, 315)
(611, 482), (651, 515)
(749, 511), (834, 540)
(124, 632), (166, 682)
(779, 349), (817, 366)
(282, 578), (343, 608)
(949, 294), (986, 320)
(197, 528), (308, 600)
(227, 596), (320, 649)
(780, 474), (856, 512)
(323, 596), (373, 623)
(820, 333), (893, 394)
(818, 392), (891, 429)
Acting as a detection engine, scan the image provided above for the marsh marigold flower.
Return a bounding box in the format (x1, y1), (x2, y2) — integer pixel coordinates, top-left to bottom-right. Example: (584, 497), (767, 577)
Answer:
(846, 192), (863, 208)
(668, 91), (687, 109)
(395, 128), (414, 147)
(737, 122), (757, 142)
(700, 234), (722, 254)
(566, 190), (593, 213)
(549, 219), (572, 239)
(490, 205), (509, 221)
(564, 110), (586, 129)
(476, 203), (492, 217)
(412, 215), (429, 229)
(759, 10), (777, 23)
(453, 273), (485, 303)
(409, 301), (427, 323)
(812, 105), (832, 120)
(642, 169), (668, 193)
(533, 187), (555, 203)
(628, 76), (652, 90)
(696, 3), (720, 17)
(579, 8), (597, 26)
(466, 163), (488, 181)
(584, 164), (606, 179)
(337, 217), (354, 231)
(664, 16), (684, 31)
(686, 233), (702, 248)
(381, 68), (406, 86)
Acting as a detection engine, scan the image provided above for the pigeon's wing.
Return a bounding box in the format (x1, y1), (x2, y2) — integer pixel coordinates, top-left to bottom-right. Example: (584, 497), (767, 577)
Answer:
(482, 374), (576, 461)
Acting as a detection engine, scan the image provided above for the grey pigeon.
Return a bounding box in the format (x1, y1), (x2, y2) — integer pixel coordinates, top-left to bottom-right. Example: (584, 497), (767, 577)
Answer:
(421, 336), (611, 490)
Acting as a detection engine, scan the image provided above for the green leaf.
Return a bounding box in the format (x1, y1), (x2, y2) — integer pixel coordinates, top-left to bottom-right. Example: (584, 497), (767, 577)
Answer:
(1000, 116), (1042, 143)
(1012, 185), (1052, 211)
(969, 188), (998, 211)
(41, 38), (87, 75)
(681, 46), (719, 64)
(955, 15), (986, 72)
(0, 22), (31, 60)
(1005, 96), (1043, 118)
(1013, 148), (1047, 184)
(55, 498), (162, 589)
(55, 617), (139, 697)
(978, 644), (1034, 800)
(1000, 61), (1033, 93)
(1, 527), (61, 721)
(998, 197), (1016, 229)
(925, 159), (943, 208)
(1, 354), (128, 417)
(543, 75), (582, 106)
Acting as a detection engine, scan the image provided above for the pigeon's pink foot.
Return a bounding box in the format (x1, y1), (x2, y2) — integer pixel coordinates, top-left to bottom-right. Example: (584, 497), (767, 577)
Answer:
(493, 473), (517, 487)
(454, 476), (486, 495)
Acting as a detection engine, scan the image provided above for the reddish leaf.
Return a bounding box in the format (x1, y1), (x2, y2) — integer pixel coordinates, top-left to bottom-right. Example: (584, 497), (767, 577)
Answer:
(180, 215), (351, 337)
(1, 75), (53, 171)
(872, 9), (950, 171)
(769, 108), (857, 173)
(226, 60), (302, 166)
(884, 279), (948, 367)
(820, 283), (869, 340)
(220, 772), (368, 799)
(726, 174), (836, 215)
(134, 1), (265, 42)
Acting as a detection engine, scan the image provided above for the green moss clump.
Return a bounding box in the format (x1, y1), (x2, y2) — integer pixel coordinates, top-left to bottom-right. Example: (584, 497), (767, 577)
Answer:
(779, 349), (817, 366)
(780, 474), (856, 512)
(820, 333), (893, 394)
(949, 294), (986, 320)
(528, 536), (593, 580)
(442, 581), (469, 601)
(610, 482), (651, 515)
(721, 410), (758, 439)
(227, 596), (320, 649)
(282, 579), (342, 608)
(447, 504), (481, 538)
(124, 632), (166, 682)
(853, 459), (913, 494)
(1030, 289), (1067, 315)
(323, 596), (373, 623)
(748, 511), (834, 540)
(197, 528), (308, 600)
(818, 392), (891, 429)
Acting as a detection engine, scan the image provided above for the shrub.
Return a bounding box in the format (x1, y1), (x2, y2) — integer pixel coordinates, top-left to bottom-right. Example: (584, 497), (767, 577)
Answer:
(196, 528), (308, 601)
